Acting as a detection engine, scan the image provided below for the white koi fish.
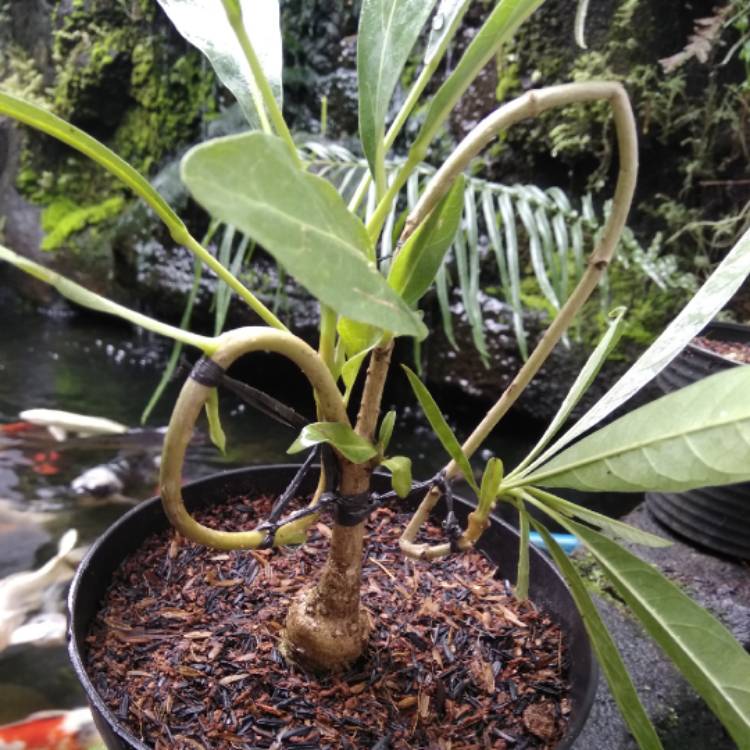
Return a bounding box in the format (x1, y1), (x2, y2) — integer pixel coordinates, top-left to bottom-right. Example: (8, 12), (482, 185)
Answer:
(19, 410), (127, 442)
(0, 530), (78, 651)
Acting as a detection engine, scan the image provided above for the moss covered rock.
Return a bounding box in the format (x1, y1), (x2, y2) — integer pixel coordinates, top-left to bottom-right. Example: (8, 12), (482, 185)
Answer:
(0, 0), (217, 288)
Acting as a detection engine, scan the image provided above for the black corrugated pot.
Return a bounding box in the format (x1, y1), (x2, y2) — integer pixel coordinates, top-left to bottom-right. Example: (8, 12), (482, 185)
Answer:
(68, 465), (598, 749)
(647, 321), (750, 559)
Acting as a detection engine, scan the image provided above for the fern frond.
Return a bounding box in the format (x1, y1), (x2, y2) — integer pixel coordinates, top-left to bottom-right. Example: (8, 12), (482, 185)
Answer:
(209, 140), (688, 360)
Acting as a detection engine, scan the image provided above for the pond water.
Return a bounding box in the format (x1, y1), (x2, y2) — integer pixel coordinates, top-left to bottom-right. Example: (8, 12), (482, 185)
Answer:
(0, 300), (537, 725)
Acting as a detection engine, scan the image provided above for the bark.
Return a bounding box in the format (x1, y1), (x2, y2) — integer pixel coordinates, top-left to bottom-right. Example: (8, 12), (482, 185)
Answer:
(283, 342), (395, 670)
(283, 462), (370, 670)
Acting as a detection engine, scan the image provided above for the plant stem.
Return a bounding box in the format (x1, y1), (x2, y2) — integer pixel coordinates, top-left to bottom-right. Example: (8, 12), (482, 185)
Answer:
(283, 338), (396, 670)
(354, 337), (395, 441)
(318, 305), (338, 374)
(283, 451), (372, 669)
(160, 327), (349, 550)
(0, 244), (214, 351)
(398, 82), (638, 560)
(366, 153), (423, 243)
(320, 95), (328, 137)
(405, 82), (635, 239)
(221, 0), (301, 167)
(445, 83), (636, 461)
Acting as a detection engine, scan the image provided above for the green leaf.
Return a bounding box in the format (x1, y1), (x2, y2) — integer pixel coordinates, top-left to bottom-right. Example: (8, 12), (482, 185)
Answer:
(435, 264), (457, 348)
(341, 347), (373, 406)
(0, 244), (212, 351)
(478, 457), (504, 516)
(525, 487), (671, 548)
(357, 0), (437, 177)
(517, 197), (560, 313)
(337, 317), (381, 357)
(401, 365), (480, 494)
(377, 410), (397, 455)
(288, 422), (377, 464)
(382, 455), (413, 498)
(540, 226), (750, 463)
(182, 133), (427, 339)
(516, 506), (530, 600)
(496, 190), (528, 359)
(411, 0), (545, 158)
(523, 366), (750, 493)
(455, 192), (488, 363)
(156, 0), (282, 128)
(571, 520), (750, 747)
(574, 0), (592, 48)
(528, 517), (664, 750)
(388, 175), (464, 306)
(424, 0), (473, 64)
(205, 389), (226, 454)
(512, 306), (627, 478)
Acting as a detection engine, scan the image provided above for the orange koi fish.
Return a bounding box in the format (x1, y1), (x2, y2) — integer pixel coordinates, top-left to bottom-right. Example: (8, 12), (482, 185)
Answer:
(0, 708), (102, 749)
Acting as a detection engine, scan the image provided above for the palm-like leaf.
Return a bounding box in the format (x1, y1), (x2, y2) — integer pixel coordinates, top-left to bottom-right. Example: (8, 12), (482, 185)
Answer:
(299, 142), (691, 357)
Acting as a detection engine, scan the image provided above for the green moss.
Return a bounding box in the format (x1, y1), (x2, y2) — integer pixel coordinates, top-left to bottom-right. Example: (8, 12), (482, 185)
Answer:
(10, 0), (217, 255)
(112, 48), (217, 173)
(53, 26), (134, 124)
(495, 53), (521, 102)
(0, 45), (47, 104)
(40, 196), (124, 251)
(571, 552), (627, 607)
(505, 0), (750, 267)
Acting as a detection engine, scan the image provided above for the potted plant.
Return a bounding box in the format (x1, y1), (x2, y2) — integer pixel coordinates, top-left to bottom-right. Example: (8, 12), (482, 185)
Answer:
(1, 0), (750, 747)
(646, 320), (750, 558)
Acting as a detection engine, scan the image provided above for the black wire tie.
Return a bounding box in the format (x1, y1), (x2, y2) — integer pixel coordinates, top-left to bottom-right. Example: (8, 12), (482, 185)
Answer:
(334, 491), (376, 526)
(189, 356), (226, 387)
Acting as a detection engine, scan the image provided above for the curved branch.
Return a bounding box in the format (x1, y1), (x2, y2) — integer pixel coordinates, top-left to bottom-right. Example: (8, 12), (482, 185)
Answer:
(399, 81), (638, 560)
(160, 327), (348, 550)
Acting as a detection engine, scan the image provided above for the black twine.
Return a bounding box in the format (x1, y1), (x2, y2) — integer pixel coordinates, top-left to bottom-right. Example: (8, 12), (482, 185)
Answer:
(334, 491), (376, 527)
(186, 356), (309, 430)
(189, 356), (225, 387)
(183, 359), (462, 548)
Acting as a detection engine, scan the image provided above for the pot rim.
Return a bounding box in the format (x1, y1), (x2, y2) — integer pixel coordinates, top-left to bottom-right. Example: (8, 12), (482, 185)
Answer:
(688, 321), (750, 367)
(68, 464), (599, 750)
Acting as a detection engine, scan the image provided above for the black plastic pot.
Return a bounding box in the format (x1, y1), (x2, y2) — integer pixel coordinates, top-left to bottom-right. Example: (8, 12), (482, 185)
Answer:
(68, 465), (598, 749)
(647, 321), (750, 559)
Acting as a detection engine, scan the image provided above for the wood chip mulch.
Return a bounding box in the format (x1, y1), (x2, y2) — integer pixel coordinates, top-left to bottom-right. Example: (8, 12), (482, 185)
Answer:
(85, 494), (571, 750)
(693, 335), (750, 364)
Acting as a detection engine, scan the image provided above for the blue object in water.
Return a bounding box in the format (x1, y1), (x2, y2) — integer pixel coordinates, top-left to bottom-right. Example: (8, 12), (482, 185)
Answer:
(528, 531), (580, 555)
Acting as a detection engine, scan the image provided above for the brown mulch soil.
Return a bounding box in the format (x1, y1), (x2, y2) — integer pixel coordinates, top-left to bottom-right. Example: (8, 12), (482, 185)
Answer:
(86, 495), (571, 750)
(693, 335), (750, 364)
